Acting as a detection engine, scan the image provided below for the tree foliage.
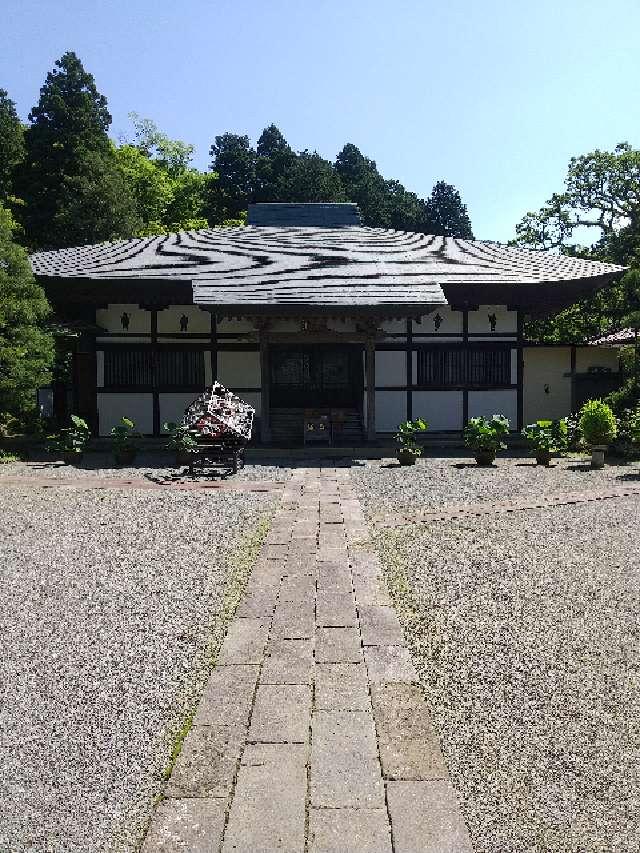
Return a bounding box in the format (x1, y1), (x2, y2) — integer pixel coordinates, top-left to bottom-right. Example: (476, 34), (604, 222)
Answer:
(515, 143), (640, 344)
(16, 51), (139, 249)
(0, 89), (24, 203)
(0, 204), (53, 416)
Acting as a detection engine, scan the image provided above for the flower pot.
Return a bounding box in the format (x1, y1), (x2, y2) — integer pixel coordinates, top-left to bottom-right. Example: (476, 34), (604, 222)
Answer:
(63, 450), (83, 465)
(176, 449), (193, 466)
(474, 450), (496, 466)
(397, 449), (418, 466)
(590, 445), (607, 469)
(114, 448), (137, 466)
(535, 450), (552, 466)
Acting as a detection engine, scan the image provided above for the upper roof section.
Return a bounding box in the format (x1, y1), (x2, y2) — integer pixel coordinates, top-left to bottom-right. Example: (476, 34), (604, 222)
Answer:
(248, 203), (361, 227)
(590, 327), (637, 346)
(30, 226), (625, 312)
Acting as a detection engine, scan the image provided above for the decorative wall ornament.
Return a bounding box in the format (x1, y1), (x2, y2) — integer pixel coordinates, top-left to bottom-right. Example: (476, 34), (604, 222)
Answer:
(433, 312), (443, 331)
(120, 312), (130, 331)
(180, 314), (189, 332)
(488, 313), (497, 332)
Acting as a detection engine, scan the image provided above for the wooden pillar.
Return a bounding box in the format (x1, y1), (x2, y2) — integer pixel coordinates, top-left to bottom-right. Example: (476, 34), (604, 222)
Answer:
(259, 327), (271, 444)
(150, 308), (160, 437)
(462, 308), (469, 426)
(517, 310), (525, 430)
(366, 336), (376, 442)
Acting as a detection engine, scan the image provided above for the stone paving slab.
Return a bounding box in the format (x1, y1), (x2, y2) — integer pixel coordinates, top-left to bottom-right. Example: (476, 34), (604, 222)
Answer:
(141, 797), (227, 853)
(308, 808), (393, 852)
(222, 743), (307, 852)
(370, 683), (448, 780)
(310, 711), (385, 808)
(248, 683), (311, 743)
(143, 468), (471, 851)
(387, 780), (474, 852)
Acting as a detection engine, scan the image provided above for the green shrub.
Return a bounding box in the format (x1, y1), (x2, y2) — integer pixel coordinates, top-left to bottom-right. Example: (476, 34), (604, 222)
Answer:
(578, 399), (617, 446)
(521, 419), (568, 454)
(163, 421), (199, 453)
(463, 415), (510, 452)
(394, 418), (428, 457)
(110, 417), (141, 452)
(47, 414), (91, 454)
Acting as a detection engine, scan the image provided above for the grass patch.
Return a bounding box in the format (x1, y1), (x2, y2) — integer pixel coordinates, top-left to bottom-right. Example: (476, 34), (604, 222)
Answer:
(162, 709), (195, 782)
(0, 450), (20, 463)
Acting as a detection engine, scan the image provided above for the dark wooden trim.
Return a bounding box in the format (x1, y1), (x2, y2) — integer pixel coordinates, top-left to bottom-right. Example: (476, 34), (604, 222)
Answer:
(150, 309), (160, 436)
(570, 344), (577, 412)
(462, 310), (469, 425)
(406, 320), (413, 420)
(376, 384), (517, 392)
(210, 313), (218, 381)
(259, 333), (270, 443)
(517, 310), (524, 430)
(366, 338), (376, 441)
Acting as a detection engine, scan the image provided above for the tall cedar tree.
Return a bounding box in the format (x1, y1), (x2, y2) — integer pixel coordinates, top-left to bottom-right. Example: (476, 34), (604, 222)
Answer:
(0, 89), (25, 203)
(206, 133), (256, 221)
(425, 181), (474, 238)
(18, 51), (139, 249)
(254, 124), (296, 202)
(0, 204), (53, 415)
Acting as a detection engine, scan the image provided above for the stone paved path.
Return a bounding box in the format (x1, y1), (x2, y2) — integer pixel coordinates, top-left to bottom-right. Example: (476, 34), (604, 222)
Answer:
(142, 467), (472, 852)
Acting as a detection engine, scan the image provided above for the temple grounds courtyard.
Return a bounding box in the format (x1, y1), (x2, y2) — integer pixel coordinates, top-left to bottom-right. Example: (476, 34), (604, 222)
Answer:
(0, 454), (638, 851)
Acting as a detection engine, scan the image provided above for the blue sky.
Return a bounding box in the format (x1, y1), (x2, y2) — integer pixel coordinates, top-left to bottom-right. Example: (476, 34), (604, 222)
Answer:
(2, 0), (639, 241)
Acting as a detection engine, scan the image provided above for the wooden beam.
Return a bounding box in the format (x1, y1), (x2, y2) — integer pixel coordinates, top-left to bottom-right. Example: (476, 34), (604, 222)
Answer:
(259, 332), (271, 444)
(366, 337), (376, 442)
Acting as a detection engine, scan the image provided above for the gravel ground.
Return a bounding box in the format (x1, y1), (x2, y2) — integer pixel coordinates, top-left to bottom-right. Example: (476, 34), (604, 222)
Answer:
(0, 452), (291, 482)
(351, 453), (640, 517)
(370, 498), (640, 852)
(0, 484), (275, 853)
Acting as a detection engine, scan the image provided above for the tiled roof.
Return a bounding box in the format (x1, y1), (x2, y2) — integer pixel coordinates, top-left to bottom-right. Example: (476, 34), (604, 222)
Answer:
(30, 227), (624, 309)
(591, 327), (638, 346)
(247, 203), (361, 227)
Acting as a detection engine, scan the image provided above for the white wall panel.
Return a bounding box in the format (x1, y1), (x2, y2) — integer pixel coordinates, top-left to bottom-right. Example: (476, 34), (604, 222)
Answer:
(523, 348), (572, 423)
(217, 318), (253, 333)
(375, 351), (406, 386)
(96, 304), (150, 334)
(375, 391), (406, 432)
(412, 391), (463, 430)
(97, 393), (153, 436)
(159, 393), (203, 429)
(413, 307), (462, 336)
(468, 305), (517, 335)
(157, 306), (210, 334)
(468, 389), (518, 426)
(216, 351), (261, 387)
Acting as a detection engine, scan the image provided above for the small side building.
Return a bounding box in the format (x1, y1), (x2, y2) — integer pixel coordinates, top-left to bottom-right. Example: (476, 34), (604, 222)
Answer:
(30, 203), (624, 441)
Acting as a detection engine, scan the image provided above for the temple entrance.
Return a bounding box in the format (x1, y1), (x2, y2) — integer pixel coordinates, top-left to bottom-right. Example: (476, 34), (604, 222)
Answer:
(268, 345), (364, 443)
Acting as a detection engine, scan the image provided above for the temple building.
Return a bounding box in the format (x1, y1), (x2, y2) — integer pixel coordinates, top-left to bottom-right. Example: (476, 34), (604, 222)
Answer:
(30, 203), (624, 442)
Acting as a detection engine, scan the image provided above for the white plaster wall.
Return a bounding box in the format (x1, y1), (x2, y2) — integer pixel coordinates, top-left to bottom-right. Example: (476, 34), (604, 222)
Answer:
(413, 307), (463, 336)
(468, 305), (517, 335)
(157, 306), (210, 334)
(375, 391), (406, 432)
(575, 346), (619, 373)
(523, 348), (572, 424)
(468, 389), (518, 426)
(217, 318), (254, 333)
(97, 393), (153, 436)
(412, 391), (463, 430)
(96, 304), (150, 334)
(159, 393), (203, 429)
(375, 351), (406, 386)
(216, 351), (261, 388)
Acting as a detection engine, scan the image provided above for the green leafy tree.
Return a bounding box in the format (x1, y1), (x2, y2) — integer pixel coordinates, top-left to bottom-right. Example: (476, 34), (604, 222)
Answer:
(425, 180), (474, 238)
(255, 124), (296, 202)
(127, 112), (195, 174)
(0, 204), (54, 417)
(0, 88), (25, 203)
(282, 151), (345, 202)
(206, 133), (256, 222)
(17, 51), (139, 249)
(515, 143), (640, 345)
(335, 143), (390, 226)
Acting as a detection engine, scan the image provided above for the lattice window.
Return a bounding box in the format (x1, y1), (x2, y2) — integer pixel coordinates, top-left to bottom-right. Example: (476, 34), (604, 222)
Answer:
(157, 350), (204, 387)
(104, 350), (153, 387)
(416, 348), (511, 387)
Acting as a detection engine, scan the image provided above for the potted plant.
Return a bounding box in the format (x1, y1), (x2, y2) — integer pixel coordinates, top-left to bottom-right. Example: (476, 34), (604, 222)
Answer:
(394, 418), (428, 465)
(578, 399), (617, 469)
(521, 418), (568, 466)
(47, 415), (91, 464)
(463, 414), (510, 466)
(163, 421), (199, 465)
(110, 417), (141, 465)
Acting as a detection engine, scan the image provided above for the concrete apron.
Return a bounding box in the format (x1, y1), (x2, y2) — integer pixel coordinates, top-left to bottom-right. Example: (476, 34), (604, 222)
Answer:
(141, 467), (472, 853)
